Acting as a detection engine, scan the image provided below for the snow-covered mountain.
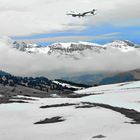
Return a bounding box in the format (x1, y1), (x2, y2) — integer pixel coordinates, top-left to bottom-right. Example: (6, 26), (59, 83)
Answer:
(12, 40), (140, 57)
(103, 40), (139, 52)
(13, 41), (42, 53)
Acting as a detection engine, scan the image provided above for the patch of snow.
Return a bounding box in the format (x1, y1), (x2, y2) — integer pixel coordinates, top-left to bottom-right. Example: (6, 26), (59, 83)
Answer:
(25, 46), (50, 54)
(0, 94), (3, 97)
(78, 41), (102, 47)
(53, 80), (84, 90)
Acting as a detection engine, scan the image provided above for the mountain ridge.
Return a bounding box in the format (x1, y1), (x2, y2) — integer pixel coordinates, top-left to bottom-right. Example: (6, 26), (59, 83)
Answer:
(12, 40), (140, 56)
(62, 68), (140, 86)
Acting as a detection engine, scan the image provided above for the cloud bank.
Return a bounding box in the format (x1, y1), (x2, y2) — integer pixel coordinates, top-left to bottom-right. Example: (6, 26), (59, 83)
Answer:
(0, 0), (140, 36)
(1, 37), (140, 78)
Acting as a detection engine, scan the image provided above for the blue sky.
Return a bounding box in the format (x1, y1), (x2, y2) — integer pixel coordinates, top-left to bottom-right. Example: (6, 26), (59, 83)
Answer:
(13, 24), (140, 45)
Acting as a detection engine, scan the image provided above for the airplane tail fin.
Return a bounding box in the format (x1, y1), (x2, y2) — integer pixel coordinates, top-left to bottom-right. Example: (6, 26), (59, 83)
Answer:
(92, 9), (97, 12)
(91, 9), (97, 14)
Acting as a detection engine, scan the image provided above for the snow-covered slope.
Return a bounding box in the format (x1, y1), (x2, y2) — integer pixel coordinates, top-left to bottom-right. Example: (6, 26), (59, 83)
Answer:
(75, 80), (140, 95)
(75, 80), (140, 111)
(0, 80), (140, 140)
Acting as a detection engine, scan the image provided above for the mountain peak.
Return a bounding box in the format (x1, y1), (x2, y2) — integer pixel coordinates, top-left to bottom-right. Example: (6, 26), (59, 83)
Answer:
(111, 40), (136, 46)
(47, 41), (103, 57)
(103, 40), (139, 52)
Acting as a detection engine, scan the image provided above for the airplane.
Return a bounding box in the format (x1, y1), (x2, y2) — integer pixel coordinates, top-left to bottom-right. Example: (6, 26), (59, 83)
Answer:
(66, 9), (97, 17)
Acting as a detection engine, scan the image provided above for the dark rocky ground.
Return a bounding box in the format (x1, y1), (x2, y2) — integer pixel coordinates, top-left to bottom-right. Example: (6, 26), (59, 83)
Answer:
(92, 135), (106, 139)
(0, 84), (75, 104)
(0, 83), (101, 104)
(34, 116), (65, 124)
(0, 84), (50, 104)
(40, 103), (78, 108)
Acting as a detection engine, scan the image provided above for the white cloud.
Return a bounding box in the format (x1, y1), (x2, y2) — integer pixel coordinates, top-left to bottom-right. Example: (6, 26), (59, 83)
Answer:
(1, 37), (140, 78)
(0, 0), (140, 36)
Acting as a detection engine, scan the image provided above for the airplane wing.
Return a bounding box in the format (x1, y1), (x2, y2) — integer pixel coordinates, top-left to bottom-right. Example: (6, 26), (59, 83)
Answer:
(82, 9), (97, 16)
(66, 13), (77, 17)
(82, 11), (91, 16)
